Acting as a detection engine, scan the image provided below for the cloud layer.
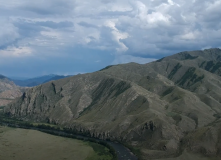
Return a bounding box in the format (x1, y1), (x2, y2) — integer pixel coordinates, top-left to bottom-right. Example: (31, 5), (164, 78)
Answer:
(0, 0), (221, 77)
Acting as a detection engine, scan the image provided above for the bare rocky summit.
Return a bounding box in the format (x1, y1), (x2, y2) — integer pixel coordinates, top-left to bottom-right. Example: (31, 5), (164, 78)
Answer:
(4, 48), (221, 159)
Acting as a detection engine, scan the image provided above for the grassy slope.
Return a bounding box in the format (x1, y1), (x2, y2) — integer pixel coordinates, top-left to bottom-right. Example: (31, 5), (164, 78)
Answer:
(0, 126), (112, 160)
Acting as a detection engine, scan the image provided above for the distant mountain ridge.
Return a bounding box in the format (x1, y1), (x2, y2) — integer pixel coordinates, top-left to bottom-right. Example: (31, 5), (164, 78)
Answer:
(11, 74), (70, 87)
(4, 48), (221, 159)
(0, 74), (6, 79)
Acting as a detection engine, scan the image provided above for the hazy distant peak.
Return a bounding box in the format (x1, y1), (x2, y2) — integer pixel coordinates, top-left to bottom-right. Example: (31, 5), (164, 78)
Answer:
(0, 74), (7, 79)
(10, 74), (69, 87)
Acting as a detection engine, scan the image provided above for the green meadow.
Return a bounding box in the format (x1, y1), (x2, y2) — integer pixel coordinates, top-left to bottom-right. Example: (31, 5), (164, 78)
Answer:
(0, 126), (113, 160)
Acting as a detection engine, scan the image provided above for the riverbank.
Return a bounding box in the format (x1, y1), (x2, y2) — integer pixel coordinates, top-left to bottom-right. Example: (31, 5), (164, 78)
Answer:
(0, 113), (138, 160)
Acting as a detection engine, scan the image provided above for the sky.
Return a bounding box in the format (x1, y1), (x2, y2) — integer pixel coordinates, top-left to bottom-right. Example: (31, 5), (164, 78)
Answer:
(0, 0), (221, 78)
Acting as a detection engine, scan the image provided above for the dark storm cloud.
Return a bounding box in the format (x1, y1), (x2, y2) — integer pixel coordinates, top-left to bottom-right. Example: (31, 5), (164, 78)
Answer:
(0, 0), (221, 77)
(18, 0), (75, 16)
(98, 10), (133, 18)
(78, 22), (98, 28)
(35, 21), (74, 29)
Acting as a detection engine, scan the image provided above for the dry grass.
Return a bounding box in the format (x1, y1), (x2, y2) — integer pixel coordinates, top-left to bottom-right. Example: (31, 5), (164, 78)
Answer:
(0, 126), (112, 160)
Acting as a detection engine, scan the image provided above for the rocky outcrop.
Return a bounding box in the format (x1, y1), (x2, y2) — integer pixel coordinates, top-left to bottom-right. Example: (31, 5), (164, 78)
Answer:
(0, 75), (23, 106)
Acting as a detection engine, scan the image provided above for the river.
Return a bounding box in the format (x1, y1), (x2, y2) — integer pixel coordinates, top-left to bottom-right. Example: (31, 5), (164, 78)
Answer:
(107, 141), (138, 160)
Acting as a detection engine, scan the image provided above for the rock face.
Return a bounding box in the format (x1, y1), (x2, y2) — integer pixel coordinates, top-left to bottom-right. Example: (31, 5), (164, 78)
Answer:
(4, 48), (221, 159)
(0, 75), (23, 106)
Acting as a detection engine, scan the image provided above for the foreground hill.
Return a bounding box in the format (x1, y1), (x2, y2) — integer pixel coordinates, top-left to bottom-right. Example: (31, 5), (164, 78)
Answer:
(0, 75), (23, 106)
(4, 48), (221, 159)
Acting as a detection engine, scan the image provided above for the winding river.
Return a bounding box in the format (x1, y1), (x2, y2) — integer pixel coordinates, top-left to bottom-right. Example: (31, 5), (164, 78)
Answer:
(107, 141), (138, 160)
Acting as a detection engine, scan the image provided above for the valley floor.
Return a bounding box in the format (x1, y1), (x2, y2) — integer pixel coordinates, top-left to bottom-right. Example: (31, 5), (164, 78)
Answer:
(0, 126), (112, 160)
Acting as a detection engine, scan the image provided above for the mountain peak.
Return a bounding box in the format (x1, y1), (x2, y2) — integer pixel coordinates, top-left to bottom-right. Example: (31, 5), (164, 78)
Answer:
(203, 47), (221, 52)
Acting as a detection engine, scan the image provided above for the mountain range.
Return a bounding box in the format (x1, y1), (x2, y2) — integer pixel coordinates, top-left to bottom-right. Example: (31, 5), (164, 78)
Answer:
(4, 48), (221, 159)
(0, 74), (69, 106)
(10, 74), (70, 87)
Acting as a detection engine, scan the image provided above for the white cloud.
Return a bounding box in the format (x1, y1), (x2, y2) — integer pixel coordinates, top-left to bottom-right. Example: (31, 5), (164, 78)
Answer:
(168, 0), (175, 5)
(0, 19), (19, 47)
(105, 20), (129, 52)
(135, 1), (170, 27)
(1, 0), (221, 64)
(180, 30), (201, 40)
(0, 46), (33, 57)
